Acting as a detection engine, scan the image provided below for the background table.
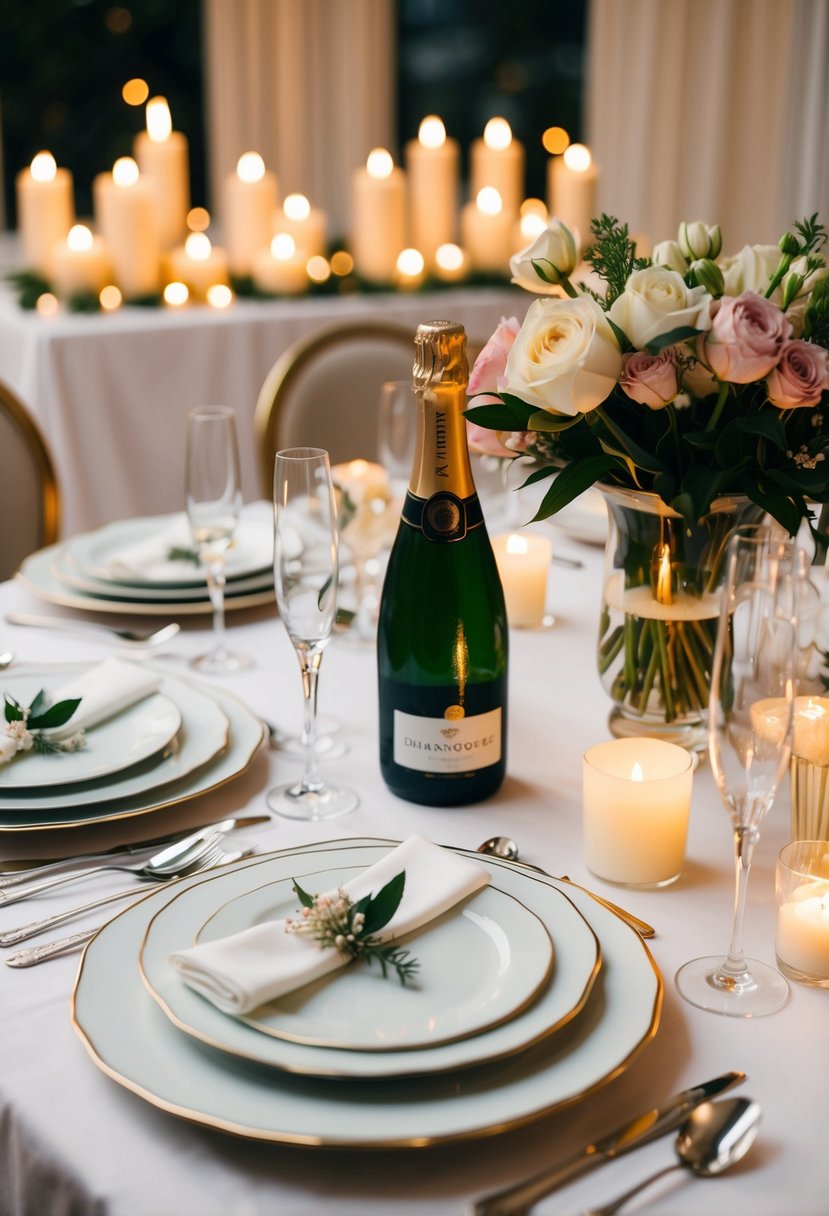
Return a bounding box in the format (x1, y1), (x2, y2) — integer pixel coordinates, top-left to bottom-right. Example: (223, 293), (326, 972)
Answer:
(0, 284), (521, 538)
(0, 523), (826, 1216)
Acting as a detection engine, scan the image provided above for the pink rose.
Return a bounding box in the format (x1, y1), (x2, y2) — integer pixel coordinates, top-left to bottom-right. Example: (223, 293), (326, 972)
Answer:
(703, 292), (792, 383)
(620, 349), (680, 410)
(468, 316), (521, 403)
(465, 421), (517, 459)
(766, 340), (829, 409)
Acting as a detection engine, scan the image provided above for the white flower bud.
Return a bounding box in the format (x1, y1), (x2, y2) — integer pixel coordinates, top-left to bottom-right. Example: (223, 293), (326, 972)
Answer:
(678, 221), (722, 261)
(652, 240), (688, 273)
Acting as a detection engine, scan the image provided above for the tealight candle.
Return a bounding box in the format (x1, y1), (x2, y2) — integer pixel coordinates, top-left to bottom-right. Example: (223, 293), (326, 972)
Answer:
(51, 224), (111, 298)
(583, 737), (693, 887)
(351, 148), (406, 284)
(133, 96), (190, 250)
(469, 118), (524, 218)
(434, 242), (466, 283)
(547, 143), (599, 244)
(460, 187), (514, 273)
(15, 151), (75, 275)
(167, 232), (229, 300)
(330, 459), (390, 505)
(396, 247), (426, 289)
(223, 152), (279, 277)
(251, 233), (308, 295)
(273, 193), (328, 257)
(492, 533), (552, 629)
(404, 116), (459, 266)
(775, 840), (829, 986)
(92, 157), (161, 297)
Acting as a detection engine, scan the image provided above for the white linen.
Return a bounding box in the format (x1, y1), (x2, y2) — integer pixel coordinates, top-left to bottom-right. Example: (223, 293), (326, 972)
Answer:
(170, 834), (490, 1013)
(48, 659), (160, 737)
(105, 515), (195, 581)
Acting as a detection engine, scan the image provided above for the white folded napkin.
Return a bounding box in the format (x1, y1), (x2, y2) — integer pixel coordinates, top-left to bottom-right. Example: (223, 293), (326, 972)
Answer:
(48, 658), (161, 737)
(107, 515), (196, 581)
(170, 835), (490, 1014)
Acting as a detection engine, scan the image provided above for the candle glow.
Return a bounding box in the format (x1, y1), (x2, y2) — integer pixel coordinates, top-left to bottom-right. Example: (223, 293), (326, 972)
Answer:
(477, 186), (503, 216)
(30, 152), (57, 183)
(656, 544), (673, 605)
(520, 211), (548, 240)
(206, 283), (233, 309)
(113, 157), (140, 188)
(418, 116), (447, 149)
(66, 224), (93, 253)
(99, 284), (122, 310)
(146, 96), (172, 143)
(397, 247), (425, 276)
(435, 243), (464, 272)
(271, 233), (297, 260)
(366, 148), (394, 180)
(163, 281), (189, 306)
(283, 193), (311, 221)
(306, 255), (331, 283)
(236, 152), (265, 183)
(563, 143), (593, 173)
(484, 118), (513, 150)
(187, 206), (210, 231)
(184, 232), (212, 261)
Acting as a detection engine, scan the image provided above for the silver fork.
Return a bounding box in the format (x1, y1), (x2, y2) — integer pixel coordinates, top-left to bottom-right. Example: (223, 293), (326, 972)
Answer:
(0, 843), (252, 951)
(4, 613), (180, 647)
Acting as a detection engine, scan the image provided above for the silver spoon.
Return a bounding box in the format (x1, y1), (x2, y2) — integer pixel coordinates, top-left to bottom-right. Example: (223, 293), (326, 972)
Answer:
(5, 613), (180, 647)
(583, 1097), (762, 1216)
(0, 652), (13, 669)
(476, 836), (655, 939)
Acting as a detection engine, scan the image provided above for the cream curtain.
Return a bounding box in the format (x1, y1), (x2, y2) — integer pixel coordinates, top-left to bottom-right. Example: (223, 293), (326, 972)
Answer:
(586, 0), (829, 249)
(203, 0), (396, 236)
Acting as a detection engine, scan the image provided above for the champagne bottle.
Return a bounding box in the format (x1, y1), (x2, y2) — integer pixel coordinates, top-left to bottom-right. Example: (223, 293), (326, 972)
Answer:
(377, 320), (508, 806)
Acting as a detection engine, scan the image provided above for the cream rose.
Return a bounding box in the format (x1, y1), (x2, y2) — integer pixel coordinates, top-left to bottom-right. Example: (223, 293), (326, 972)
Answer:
(719, 244), (780, 297)
(503, 295), (622, 416)
(608, 267), (713, 350)
(509, 220), (579, 294)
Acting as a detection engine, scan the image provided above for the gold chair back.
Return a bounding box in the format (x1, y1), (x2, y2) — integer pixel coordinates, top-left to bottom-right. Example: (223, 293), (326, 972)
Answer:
(0, 382), (60, 579)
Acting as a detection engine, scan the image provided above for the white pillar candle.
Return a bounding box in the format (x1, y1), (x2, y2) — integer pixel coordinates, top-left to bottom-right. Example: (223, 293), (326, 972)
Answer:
(251, 233), (308, 296)
(223, 152), (279, 277)
(51, 224), (112, 298)
(351, 148), (407, 285)
(330, 460), (390, 505)
(92, 157), (161, 298)
(492, 532), (552, 629)
(469, 118), (524, 219)
(776, 840), (829, 984)
(547, 144), (599, 245)
(460, 188), (514, 274)
(603, 571), (720, 621)
(274, 193), (328, 258)
(167, 232), (229, 301)
(133, 96), (190, 251)
(15, 152), (75, 276)
(583, 737), (693, 886)
(404, 116), (459, 267)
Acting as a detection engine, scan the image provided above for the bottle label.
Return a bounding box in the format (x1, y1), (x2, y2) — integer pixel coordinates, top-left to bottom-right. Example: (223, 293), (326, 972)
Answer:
(393, 707), (502, 773)
(401, 492), (484, 543)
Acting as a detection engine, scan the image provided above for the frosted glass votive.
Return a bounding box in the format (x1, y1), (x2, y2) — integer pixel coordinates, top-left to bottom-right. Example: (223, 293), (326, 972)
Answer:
(775, 840), (829, 987)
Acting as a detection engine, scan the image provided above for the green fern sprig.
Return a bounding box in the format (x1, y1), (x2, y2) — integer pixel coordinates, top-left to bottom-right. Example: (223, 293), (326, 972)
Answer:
(583, 215), (650, 306)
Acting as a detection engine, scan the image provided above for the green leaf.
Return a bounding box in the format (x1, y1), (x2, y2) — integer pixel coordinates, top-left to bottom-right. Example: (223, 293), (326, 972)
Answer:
(526, 409), (581, 433)
(4, 695), (23, 723)
(530, 258), (561, 285)
(519, 465), (558, 489)
(606, 316), (632, 353)
(360, 871), (406, 936)
(644, 326), (703, 355)
(683, 430), (718, 450)
(499, 394), (537, 426)
(291, 879), (316, 910)
(531, 456), (618, 521)
(743, 482), (802, 536)
(28, 697), (81, 730)
(735, 412), (788, 448)
(464, 403), (520, 431)
(28, 690), (49, 719)
(594, 410), (666, 474)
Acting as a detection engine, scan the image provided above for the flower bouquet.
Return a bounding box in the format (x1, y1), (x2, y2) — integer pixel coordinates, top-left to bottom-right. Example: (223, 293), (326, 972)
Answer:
(466, 215), (829, 740)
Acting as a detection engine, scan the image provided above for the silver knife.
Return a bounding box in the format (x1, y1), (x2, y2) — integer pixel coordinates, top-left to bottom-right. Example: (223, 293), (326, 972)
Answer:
(470, 1070), (746, 1216)
(0, 815), (270, 886)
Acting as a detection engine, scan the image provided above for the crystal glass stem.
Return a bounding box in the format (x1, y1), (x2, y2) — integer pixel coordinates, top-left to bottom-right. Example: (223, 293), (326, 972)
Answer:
(717, 824), (759, 989)
(297, 650), (324, 793)
(204, 557), (228, 661)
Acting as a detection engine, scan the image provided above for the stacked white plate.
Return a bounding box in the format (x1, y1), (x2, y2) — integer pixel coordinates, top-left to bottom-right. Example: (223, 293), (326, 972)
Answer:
(16, 505), (275, 616)
(0, 662), (264, 832)
(72, 837), (663, 1147)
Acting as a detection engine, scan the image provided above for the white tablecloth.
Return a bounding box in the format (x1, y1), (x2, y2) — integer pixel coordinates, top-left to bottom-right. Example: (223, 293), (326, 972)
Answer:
(0, 531), (826, 1216)
(0, 285), (522, 538)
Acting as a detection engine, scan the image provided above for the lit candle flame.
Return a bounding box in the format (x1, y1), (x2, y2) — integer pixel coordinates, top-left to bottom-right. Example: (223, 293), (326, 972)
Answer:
(113, 157), (140, 187)
(656, 543), (673, 605)
(67, 224), (93, 253)
(271, 233), (296, 260)
(520, 212), (548, 240)
(476, 186), (503, 217)
(30, 151), (57, 182)
(236, 152), (265, 183)
(184, 232), (211, 261)
(206, 284), (233, 309)
(283, 193), (311, 221)
(435, 243), (464, 273)
(146, 96), (172, 143)
(505, 534), (529, 556)
(396, 248), (424, 277)
(563, 143), (592, 173)
(418, 116), (446, 149)
(483, 117), (512, 150)
(631, 763), (644, 782)
(366, 148), (394, 180)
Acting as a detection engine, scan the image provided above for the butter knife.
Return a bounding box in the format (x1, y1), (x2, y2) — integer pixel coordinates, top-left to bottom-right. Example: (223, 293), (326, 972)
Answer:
(470, 1070), (746, 1216)
(0, 815), (270, 886)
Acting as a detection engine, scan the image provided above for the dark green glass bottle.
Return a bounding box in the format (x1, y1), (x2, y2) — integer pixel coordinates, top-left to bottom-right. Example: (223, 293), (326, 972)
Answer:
(377, 320), (508, 806)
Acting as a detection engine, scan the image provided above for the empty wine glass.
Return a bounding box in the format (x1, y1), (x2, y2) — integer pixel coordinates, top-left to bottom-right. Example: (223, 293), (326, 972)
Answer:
(377, 380), (416, 499)
(675, 526), (800, 1016)
(185, 406), (251, 673)
(268, 447), (358, 819)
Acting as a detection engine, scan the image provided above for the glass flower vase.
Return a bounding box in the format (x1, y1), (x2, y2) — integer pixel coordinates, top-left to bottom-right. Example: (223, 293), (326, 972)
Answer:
(597, 486), (764, 751)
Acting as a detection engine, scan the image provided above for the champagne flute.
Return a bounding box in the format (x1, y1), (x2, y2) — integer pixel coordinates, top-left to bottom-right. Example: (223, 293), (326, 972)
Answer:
(377, 380), (416, 499)
(268, 447), (358, 819)
(675, 526), (799, 1016)
(185, 406), (251, 673)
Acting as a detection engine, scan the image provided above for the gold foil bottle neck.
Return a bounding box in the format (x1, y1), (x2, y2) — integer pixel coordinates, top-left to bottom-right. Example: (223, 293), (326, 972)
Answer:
(414, 320), (468, 391)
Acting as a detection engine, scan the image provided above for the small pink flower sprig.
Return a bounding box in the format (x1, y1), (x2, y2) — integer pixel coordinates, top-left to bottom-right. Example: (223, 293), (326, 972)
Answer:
(1, 690), (85, 764)
(286, 871), (419, 987)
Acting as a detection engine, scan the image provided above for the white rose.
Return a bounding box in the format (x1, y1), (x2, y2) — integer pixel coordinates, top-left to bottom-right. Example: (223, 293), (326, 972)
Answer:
(504, 295), (622, 416)
(718, 244), (780, 296)
(509, 220), (579, 294)
(608, 266), (713, 350)
(652, 240), (688, 273)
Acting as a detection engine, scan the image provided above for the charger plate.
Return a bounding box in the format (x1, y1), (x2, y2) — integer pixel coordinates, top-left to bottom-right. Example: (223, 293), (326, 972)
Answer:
(72, 838), (662, 1146)
(0, 670), (263, 831)
(52, 552), (273, 603)
(0, 665), (181, 789)
(140, 860), (576, 1067)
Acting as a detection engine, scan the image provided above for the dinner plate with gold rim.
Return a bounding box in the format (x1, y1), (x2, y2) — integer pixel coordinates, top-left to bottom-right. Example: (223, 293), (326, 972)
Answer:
(149, 864), (557, 1055)
(0, 671), (263, 831)
(17, 544), (275, 616)
(52, 551), (273, 603)
(72, 837), (661, 1146)
(0, 665), (181, 790)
